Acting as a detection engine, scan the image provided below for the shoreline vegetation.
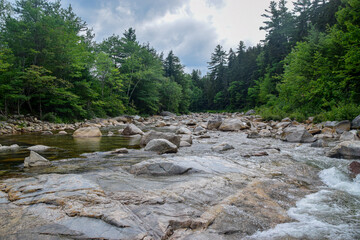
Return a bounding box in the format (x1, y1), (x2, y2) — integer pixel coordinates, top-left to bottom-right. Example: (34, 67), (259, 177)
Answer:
(1, 0), (359, 123)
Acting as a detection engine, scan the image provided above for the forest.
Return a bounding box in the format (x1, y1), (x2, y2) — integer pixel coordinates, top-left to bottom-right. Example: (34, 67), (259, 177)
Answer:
(0, 0), (359, 122)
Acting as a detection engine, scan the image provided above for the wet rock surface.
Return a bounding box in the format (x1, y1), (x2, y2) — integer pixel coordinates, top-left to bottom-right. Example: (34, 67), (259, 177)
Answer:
(1, 113), (359, 239)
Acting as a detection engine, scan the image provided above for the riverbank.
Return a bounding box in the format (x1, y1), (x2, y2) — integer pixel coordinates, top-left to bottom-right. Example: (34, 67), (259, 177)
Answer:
(0, 113), (360, 239)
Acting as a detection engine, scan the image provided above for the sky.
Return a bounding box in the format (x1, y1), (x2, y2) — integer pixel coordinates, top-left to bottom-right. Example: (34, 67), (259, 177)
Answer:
(12, 0), (285, 74)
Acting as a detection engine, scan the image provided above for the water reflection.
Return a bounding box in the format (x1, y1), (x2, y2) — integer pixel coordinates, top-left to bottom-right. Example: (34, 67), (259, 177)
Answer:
(73, 137), (101, 152)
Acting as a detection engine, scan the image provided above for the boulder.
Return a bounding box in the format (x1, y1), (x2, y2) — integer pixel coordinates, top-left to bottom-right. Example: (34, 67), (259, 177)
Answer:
(245, 109), (256, 116)
(311, 139), (328, 148)
(57, 131), (67, 135)
(327, 141), (360, 159)
(247, 131), (261, 139)
(0, 144), (20, 152)
(128, 159), (191, 176)
(180, 141), (191, 147)
(176, 127), (192, 135)
(73, 127), (102, 138)
(340, 130), (359, 142)
(122, 124), (144, 136)
(194, 126), (206, 133)
(219, 119), (249, 131)
(160, 111), (176, 117)
(207, 117), (223, 130)
(285, 130), (316, 143)
(259, 129), (272, 137)
(349, 161), (360, 177)
(41, 131), (53, 135)
(211, 143), (234, 152)
(24, 151), (51, 167)
(144, 139), (178, 154)
(334, 120), (351, 134)
(155, 121), (167, 127)
(351, 115), (360, 129)
(140, 130), (181, 147)
(27, 145), (51, 151)
(181, 135), (193, 144)
(111, 148), (129, 154)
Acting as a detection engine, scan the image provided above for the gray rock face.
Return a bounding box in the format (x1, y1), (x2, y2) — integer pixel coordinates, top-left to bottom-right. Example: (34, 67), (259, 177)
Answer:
(207, 117), (223, 130)
(24, 151), (51, 167)
(311, 139), (329, 148)
(334, 120), (351, 134)
(247, 131), (261, 139)
(351, 115), (360, 129)
(340, 130), (359, 141)
(128, 160), (192, 176)
(327, 141), (360, 159)
(122, 124), (144, 136)
(219, 119), (249, 131)
(73, 127), (102, 138)
(140, 130), (181, 147)
(144, 139), (178, 154)
(285, 130), (316, 143)
(211, 143), (235, 152)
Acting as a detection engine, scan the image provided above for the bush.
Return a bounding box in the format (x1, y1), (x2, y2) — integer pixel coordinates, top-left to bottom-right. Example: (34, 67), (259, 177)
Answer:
(42, 112), (62, 123)
(257, 106), (287, 121)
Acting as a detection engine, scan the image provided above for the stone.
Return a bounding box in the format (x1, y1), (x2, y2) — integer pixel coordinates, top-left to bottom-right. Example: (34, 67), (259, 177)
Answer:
(351, 114), (360, 129)
(327, 141), (360, 159)
(340, 130), (359, 141)
(58, 131), (67, 135)
(27, 145), (51, 151)
(311, 139), (328, 148)
(194, 126), (205, 132)
(42, 131), (53, 135)
(259, 129), (272, 138)
(73, 127), (102, 138)
(334, 120), (351, 134)
(107, 131), (114, 136)
(122, 124), (144, 136)
(155, 121), (167, 127)
(245, 109), (256, 116)
(219, 119), (249, 131)
(160, 111), (176, 117)
(144, 139), (178, 154)
(180, 141), (191, 147)
(24, 151), (51, 167)
(176, 127), (192, 135)
(207, 117), (223, 130)
(112, 148), (129, 154)
(128, 159), (192, 176)
(286, 130), (316, 143)
(247, 131), (261, 139)
(181, 135), (193, 144)
(281, 117), (291, 122)
(0, 144), (20, 152)
(275, 122), (291, 129)
(140, 130), (181, 147)
(349, 161), (360, 177)
(211, 143), (234, 152)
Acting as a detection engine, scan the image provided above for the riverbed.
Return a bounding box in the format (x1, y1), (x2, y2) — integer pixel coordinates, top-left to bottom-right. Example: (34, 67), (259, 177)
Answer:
(0, 116), (359, 239)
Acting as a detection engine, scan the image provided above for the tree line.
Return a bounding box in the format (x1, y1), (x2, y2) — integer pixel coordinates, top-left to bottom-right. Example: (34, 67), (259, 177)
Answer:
(0, 0), (359, 122)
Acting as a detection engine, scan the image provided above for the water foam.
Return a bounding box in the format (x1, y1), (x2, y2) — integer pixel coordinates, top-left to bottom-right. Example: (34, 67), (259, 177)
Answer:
(319, 167), (360, 196)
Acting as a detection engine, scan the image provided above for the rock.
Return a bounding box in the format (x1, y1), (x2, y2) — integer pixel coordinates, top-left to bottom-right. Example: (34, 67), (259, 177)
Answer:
(41, 131), (53, 135)
(243, 151), (269, 157)
(107, 131), (114, 136)
(176, 127), (192, 135)
(219, 119), (249, 131)
(140, 130), (181, 147)
(27, 145), (51, 151)
(207, 117), (223, 130)
(155, 121), (167, 127)
(73, 127), (102, 138)
(334, 120), (351, 134)
(0, 144), (20, 152)
(180, 141), (191, 147)
(57, 131), (67, 135)
(185, 120), (197, 126)
(349, 161), (360, 177)
(324, 121), (338, 128)
(144, 139), (178, 154)
(275, 122), (291, 129)
(24, 151), (51, 167)
(245, 109), (256, 116)
(247, 131), (261, 139)
(259, 129), (272, 138)
(351, 115), (360, 129)
(311, 139), (328, 148)
(340, 130), (359, 141)
(327, 141), (360, 159)
(160, 111), (176, 117)
(128, 159), (192, 176)
(281, 117), (291, 122)
(285, 130), (316, 143)
(194, 126), (205, 132)
(211, 143), (234, 152)
(122, 124), (144, 136)
(181, 135), (193, 144)
(112, 148), (129, 154)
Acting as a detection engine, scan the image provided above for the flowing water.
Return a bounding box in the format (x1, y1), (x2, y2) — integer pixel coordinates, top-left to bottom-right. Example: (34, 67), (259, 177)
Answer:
(0, 127), (359, 239)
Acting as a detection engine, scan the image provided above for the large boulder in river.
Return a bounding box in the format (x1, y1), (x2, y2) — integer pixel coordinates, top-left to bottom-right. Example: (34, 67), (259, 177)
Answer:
(334, 120), (351, 134)
(219, 119), (249, 131)
(340, 130), (359, 141)
(327, 141), (360, 159)
(27, 145), (51, 151)
(140, 130), (181, 147)
(73, 127), (102, 138)
(285, 130), (316, 143)
(207, 117), (223, 130)
(351, 115), (360, 129)
(24, 151), (51, 167)
(144, 139), (178, 154)
(122, 124), (144, 136)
